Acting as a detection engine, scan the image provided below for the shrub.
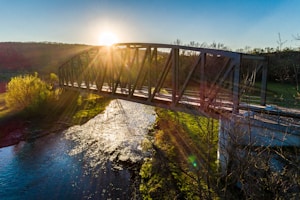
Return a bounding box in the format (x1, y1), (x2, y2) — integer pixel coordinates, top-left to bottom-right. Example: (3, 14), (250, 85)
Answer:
(5, 73), (53, 114)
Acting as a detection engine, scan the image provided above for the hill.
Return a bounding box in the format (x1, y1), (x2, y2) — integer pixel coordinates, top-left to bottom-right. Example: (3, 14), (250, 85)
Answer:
(0, 42), (91, 75)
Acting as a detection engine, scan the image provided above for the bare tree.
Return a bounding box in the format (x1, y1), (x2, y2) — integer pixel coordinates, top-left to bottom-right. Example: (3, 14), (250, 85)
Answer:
(277, 33), (287, 51)
(174, 39), (182, 45)
(292, 63), (300, 91)
(219, 115), (300, 199)
(293, 33), (300, 41)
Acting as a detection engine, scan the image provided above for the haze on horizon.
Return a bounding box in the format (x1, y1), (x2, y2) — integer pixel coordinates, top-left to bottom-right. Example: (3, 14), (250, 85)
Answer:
(1, 0), (300, 50)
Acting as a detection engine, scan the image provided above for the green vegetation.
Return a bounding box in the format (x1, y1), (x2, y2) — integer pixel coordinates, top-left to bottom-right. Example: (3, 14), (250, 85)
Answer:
(1, 42), (299, 198)
(139, 108), (219, 199)
(242, 81), (300, 108)
(0, 42), (90, 74)
(4, 72), (110, 123)
(72, 93), (111, 124)
(139, 99), (299, 199)
(5, 73), (54, 115)
(0, 73), (111, 143)
(266, 82), (300, 107)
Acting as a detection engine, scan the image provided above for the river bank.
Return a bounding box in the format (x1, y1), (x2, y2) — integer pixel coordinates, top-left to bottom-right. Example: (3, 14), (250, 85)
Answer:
(0, 90), (110, 148)
(1, 90), (216, 199)
(0, 99), (157, 199)
(0, 119), (71, 148)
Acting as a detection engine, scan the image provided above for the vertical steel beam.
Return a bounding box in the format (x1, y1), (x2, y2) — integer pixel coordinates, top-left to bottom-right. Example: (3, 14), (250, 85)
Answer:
(108, 47), (114, 93)
(77, 56), (83, 87)
(58, 67), (63, 86)
(148, 47), (157, 101)
(84, 52), (91, 90)
(232, 54), (241, 114)
(148, 48), (154, 98)
(200, 53), (206, 103)
(153, 48), (158, 86)
(172, 48), (179, 105)
(70, 59), (75, 86)
(260, 60), (268, 106)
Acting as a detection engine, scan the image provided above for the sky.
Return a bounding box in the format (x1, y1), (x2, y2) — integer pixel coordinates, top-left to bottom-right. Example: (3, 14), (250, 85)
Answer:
(1, 0), (300, 50)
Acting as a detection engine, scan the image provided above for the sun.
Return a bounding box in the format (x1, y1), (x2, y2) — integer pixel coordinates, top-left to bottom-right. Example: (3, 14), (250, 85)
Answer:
(98, 31), (118, 46)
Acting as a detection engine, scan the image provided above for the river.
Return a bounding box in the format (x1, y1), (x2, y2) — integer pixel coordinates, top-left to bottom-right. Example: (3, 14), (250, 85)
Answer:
(0, 100), (156, 200)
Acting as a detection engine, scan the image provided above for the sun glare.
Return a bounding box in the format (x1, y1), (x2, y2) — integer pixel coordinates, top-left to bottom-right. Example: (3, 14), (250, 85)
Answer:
(98, 31), (118, 46)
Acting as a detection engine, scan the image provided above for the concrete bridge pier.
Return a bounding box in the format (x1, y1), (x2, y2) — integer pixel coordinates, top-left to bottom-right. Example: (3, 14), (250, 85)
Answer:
(218, 114), (300, 175)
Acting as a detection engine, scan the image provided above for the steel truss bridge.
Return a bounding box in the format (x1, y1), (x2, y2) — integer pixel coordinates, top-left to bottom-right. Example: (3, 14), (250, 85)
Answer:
(58, 42), (300, 160)
(58, 43), (268, 117)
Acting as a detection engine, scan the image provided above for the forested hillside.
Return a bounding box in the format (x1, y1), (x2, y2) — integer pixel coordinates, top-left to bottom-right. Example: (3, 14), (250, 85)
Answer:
(0, 42), (91, 74)
(267, 51), (300, 84)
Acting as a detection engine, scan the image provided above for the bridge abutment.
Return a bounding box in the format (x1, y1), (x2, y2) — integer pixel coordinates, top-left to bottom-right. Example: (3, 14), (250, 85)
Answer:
(218, 114), (300, 186)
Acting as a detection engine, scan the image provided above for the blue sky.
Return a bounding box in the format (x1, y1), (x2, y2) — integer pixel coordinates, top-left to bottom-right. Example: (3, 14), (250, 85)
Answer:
(1, 0), (299, 50)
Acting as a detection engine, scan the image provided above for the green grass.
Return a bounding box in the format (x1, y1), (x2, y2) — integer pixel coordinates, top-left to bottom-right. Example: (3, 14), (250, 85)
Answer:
(267, 82), (297, 95)
(254, 82), (300, 108)
(139, 108), (220, 199)
(242, 82), (300, 108)
(34, 90), (112, 128)
(72, 93), (111, 124)
(158, 109), (219, 146)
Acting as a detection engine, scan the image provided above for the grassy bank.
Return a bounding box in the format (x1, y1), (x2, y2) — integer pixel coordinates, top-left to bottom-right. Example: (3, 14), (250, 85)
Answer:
(0, 90), (111, 146)
(25, 90), (112, 134)
(139, 108), (219, 199)
(242, 81), (300, 108)
(266, 82), (300, 107)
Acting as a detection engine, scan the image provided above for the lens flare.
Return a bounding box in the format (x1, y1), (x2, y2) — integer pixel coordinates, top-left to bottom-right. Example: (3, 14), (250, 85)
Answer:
(98, 31), (118, 46)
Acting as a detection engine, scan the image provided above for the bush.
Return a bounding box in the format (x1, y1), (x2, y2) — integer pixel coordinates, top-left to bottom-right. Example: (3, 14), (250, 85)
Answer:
(5, 73), (53, 114)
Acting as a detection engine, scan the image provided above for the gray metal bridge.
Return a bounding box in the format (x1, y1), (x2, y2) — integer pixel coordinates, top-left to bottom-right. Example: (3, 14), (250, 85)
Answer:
(58, 43), (268, 117)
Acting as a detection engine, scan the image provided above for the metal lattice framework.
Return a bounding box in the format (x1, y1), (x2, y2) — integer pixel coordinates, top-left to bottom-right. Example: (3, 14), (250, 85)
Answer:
(58, 43), (268, 116)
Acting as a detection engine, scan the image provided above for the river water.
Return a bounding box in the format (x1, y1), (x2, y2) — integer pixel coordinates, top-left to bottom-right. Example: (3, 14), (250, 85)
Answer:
(0, 100), (156, 200)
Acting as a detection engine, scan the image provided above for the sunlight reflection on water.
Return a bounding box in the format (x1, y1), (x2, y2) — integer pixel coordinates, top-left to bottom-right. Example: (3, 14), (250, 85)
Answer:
(64, 99), (156, 171)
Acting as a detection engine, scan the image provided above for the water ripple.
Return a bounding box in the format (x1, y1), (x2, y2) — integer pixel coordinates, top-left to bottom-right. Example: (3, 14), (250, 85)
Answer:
(64, 99), (156, 171)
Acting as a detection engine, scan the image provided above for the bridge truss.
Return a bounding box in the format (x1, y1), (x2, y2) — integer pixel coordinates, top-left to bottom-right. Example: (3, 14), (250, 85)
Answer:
(58, 43), (268, 116)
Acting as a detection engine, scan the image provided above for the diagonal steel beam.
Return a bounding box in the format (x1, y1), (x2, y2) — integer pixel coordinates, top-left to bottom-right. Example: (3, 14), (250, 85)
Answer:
(130, 47), (151, 97)
(149, 49), (173, 102)
(205, 58), (233, 108)
(112, 48), (129, 94)
(175, 52), (202, 105)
